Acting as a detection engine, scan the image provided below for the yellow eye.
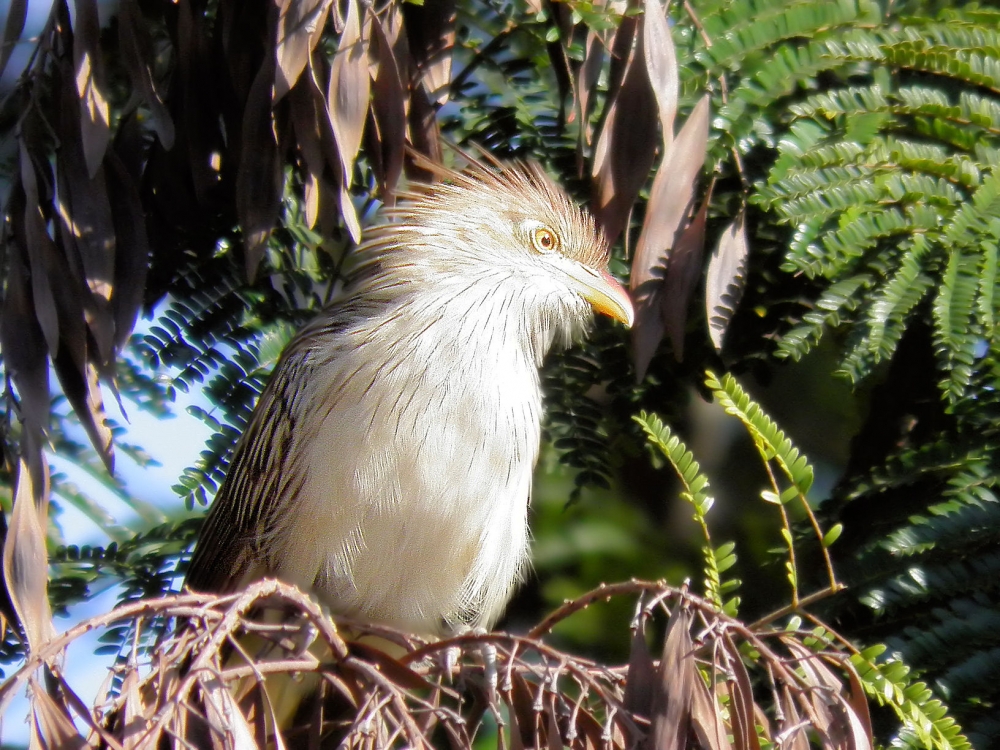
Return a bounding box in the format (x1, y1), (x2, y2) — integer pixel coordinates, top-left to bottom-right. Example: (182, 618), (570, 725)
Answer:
(531, 226), (559, 253)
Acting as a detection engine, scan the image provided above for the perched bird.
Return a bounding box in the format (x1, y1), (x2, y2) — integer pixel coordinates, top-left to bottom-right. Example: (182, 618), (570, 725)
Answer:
(185, 159), (633, 635)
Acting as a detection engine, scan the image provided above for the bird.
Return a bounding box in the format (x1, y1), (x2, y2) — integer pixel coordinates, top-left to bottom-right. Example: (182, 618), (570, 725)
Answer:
(184, 158), (634, 637)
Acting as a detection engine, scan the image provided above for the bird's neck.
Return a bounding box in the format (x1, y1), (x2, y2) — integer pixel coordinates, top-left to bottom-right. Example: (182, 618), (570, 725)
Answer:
(357, 252), (592, 368)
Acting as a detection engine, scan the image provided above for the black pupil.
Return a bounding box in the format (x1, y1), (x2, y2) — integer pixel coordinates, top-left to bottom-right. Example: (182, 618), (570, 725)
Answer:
(540, 232), (551, 247)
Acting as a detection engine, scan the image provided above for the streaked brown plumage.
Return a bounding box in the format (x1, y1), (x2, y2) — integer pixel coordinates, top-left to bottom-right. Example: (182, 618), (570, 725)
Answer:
(185, 160), (633, 635)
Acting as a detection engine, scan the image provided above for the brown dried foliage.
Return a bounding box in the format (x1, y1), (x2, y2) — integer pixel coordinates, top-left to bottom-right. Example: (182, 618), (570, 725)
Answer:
(0, 0), (763, 742)
(0, 0), (734, 491)
(0, 580), (872, 750)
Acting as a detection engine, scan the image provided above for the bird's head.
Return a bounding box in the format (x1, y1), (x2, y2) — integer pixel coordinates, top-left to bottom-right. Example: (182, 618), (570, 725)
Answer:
(356, 160), (633, 356)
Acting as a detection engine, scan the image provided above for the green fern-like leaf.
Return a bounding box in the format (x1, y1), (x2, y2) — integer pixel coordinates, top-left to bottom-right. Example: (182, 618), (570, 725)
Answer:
(706, 371), (814, 496)
(633, 411), (737, 613)
(852, 645), (971, 750)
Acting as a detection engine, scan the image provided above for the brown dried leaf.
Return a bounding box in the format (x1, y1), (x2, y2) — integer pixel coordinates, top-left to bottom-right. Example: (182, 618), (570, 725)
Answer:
(778, 687), (809, 750)
(54, 350), (114, 473)
(105, 152), (151, 351)
(407, 82), (443, 176)
(329, 0), (370, 186)
(120, 668), (146, 750)
(840, 659), (874, 744)
(57, 61), (117, 365)
(368, 14), (406, 202)
(591, 28), (658, 245)
(199, 672), (261, 749)
(705, 211), (749, 351)
(623, 616), (656, 717)
(690, 676), (732, 750)
(643, 0), (678, 140)
(51, 670), (121, 749)
(290, 72), (328, 230)
(349, 642), (437, 691)
(506, 672), (535, 750)
(0, 233), (50, 444)
(838, 696), (873, 750)
(328, 0), (369, 241)
(648, 607), (694, 750)
(72, 0), (111, 178)
(785, 642), (868, 749)
(236, 56), (283, 280)
(576, 31), (605, 155)
(660, 182), (712, 363)
(2, 460), (54, 655)
(631, 94), (710, 290)
(605, 13), (637, 113)
(29, 675), (87, 749)
(723, 635), (760, 750)
(784, 641), (843, 693)
(546, 3), (573, 126)
(630, 95), (710, 377)
(274, 0), (332, 102)
(19, 142), (60, 355)
(545, 699), (564, 750)
(118, 0), (175, 149)
(0, 0), (27, 82)
(404, 0), (456, 104)
(382, 0), (411, 80)
(574, 708), (605, 750)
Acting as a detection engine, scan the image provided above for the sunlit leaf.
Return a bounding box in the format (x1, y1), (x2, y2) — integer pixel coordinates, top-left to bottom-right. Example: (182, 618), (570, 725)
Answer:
(706, 212), (749, 352)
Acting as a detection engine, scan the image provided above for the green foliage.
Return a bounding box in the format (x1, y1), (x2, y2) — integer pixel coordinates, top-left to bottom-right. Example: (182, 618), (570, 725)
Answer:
(633, 410), (737, 615)
(852, 645), (971, 750)
(636, 376), (968, 750)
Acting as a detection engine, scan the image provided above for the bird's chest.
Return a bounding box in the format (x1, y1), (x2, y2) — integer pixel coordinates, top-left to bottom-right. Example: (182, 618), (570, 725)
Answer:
(287, 327), (542, 630)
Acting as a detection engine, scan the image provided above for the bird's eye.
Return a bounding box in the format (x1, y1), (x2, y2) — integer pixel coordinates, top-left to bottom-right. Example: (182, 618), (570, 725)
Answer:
(531, 226), (559, 254)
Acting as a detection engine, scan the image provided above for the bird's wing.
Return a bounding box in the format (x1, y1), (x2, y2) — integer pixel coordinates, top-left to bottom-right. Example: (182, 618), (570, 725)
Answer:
(184, 339), (321, 594)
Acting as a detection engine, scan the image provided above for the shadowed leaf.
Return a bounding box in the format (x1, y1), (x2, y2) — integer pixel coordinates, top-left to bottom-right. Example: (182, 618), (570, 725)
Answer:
(706, 212), (749, 351)
(691, 676), (732, 750)
(0, 0), (27, 82)
(72, 0), (110, 178)
(723, 635), (760, 750)
(575, 30), (605, 168)
(274, 0), (332, 102)
(841, 659), (874, 745)
(19, 142), (60, 355)
(404, 0), (456, 104)
(778, 687), (809, 750)
(591, 19), (658, 244)
(236, 56), (283, 280)
(291, 73), (327, 230)
(118, 0), (174, 149)
(642, 0), (678, 140)
(54, 350), (114, 473)
(648, 606), (694, 750)
(369, 14), (406, 202)
(630, 95), (710, 376)
(506, 671), (535, 750)
(0, 234), (50, 447)
(408, 82), (443, 174)
(57, 60), (117, 366)
(545, 700), (564, 750)
(105, 151), (151, 351)
(661, 183), (712, 362)
(623, 615), (656, 717)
